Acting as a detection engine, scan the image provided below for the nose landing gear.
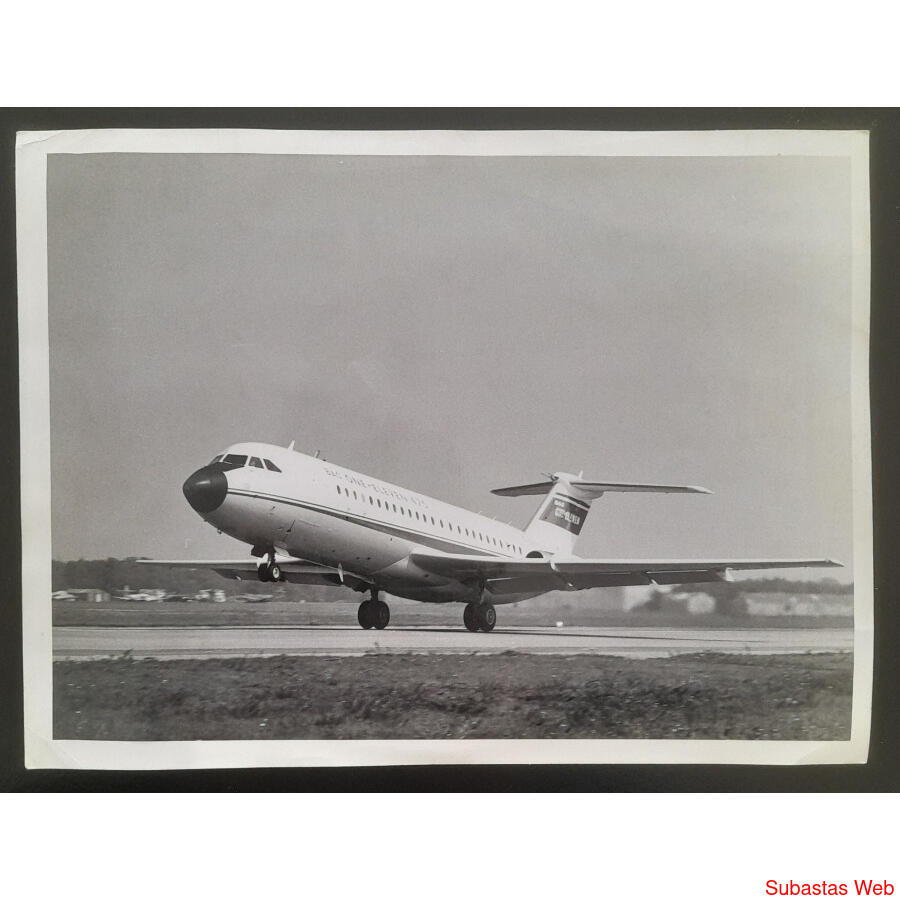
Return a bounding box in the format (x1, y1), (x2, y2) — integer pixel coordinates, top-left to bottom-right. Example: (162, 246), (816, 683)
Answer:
(463, 602), (496, 632)
(358, 588), (390, 630)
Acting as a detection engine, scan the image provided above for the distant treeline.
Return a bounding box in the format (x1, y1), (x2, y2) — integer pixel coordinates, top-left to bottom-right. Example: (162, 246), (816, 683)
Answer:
(52, 558), (852, 599)
(712, 577), (851, 595)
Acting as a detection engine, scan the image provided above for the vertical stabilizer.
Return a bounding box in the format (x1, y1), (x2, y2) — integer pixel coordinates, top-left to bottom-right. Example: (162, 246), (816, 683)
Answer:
(523, 473), (593, 555)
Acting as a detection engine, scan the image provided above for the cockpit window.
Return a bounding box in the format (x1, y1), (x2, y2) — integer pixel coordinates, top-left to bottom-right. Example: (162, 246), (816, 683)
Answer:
(209, 455), (224, 464)
(263, 459), (282, 472)
(249, 457), (263, 468)
(222, 454), (248, 467)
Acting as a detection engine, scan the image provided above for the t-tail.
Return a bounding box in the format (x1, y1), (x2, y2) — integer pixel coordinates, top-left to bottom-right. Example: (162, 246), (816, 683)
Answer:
(491, 473), (712, 556)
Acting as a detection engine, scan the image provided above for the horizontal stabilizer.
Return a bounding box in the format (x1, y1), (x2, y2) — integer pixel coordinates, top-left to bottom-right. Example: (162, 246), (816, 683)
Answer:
(491, 480), (556, 497)
(567, 480), (711, 496)
(492, 477), (711, 498)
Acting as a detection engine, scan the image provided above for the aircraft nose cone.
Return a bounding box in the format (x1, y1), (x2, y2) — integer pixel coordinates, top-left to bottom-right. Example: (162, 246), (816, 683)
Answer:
(182, 466), (228, 514)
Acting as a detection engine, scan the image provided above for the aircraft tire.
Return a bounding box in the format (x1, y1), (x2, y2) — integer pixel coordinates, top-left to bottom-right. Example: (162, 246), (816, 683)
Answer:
(463, 603), (479, 632)
(257, 566), (271, 583)
(357, 600), (374, 629)
(479, 604), (497, 632)
(269, 563), (282, 582)
(373, 599), (390, 630)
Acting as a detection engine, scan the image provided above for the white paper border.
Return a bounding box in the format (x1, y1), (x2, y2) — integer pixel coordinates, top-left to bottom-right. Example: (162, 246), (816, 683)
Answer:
(17, 128), (873, 769)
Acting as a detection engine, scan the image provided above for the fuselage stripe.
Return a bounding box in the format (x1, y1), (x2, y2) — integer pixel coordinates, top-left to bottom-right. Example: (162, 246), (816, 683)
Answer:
(226, 488), (515, 559)
(557, 493), (591, 511)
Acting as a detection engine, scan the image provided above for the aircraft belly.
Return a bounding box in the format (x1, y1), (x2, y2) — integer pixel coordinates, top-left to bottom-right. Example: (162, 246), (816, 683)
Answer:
(208, 493), (478, 602)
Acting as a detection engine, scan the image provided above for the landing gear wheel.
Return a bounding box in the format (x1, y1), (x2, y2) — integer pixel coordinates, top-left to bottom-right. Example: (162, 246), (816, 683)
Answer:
(463, 603), (479, 632)
(373, 599), (390, 630)
(358, 601), (375, 629)
(479, 604), (497, 632)
(257, 562), (283, 582)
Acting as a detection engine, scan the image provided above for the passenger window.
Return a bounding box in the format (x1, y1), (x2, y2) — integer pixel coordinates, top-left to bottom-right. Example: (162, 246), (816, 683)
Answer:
(353, 491), (357, 500)
(249, 457), (263, 468)
(263, 459), (281, 472)
(369, 496), (373, 505)
(377, 499), (382, 508)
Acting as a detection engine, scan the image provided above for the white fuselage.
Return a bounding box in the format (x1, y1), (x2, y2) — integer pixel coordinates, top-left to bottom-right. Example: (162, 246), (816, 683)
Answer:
(200, 443), (542, 604)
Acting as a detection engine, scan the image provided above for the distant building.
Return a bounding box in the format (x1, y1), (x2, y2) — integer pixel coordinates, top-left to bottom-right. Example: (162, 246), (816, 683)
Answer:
(117, 588), (165, 602)
(193, 589), (227, 602)
(53, 588), (109, 603)
(628, 586), (853, 617)
(745, 593), (853, 617)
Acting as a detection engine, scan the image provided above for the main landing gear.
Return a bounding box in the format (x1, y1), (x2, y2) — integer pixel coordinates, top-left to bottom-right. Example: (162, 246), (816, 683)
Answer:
(257, 551), (284, 583)
(463, 602), (496, 633)
(358, 589), (390, 630)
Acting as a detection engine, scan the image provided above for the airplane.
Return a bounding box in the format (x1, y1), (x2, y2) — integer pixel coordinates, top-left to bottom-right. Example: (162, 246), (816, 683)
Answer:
(141, 442), (842, 632)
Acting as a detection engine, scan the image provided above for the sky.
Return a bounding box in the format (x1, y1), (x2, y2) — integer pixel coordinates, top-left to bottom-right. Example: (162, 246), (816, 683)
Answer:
(47, 151), (854, 577)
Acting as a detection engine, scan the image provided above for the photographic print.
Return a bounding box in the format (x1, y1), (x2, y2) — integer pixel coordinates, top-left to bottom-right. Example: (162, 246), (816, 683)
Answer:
(17, 128), (872, 768)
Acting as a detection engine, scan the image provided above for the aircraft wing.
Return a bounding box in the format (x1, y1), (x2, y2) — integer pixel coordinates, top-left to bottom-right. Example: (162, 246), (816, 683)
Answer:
(408, 551), (842, 596)
(136, 558), (371, 588)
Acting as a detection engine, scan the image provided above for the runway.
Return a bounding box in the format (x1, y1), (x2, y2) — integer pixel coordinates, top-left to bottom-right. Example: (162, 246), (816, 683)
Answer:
(53, 624), (854, 660)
